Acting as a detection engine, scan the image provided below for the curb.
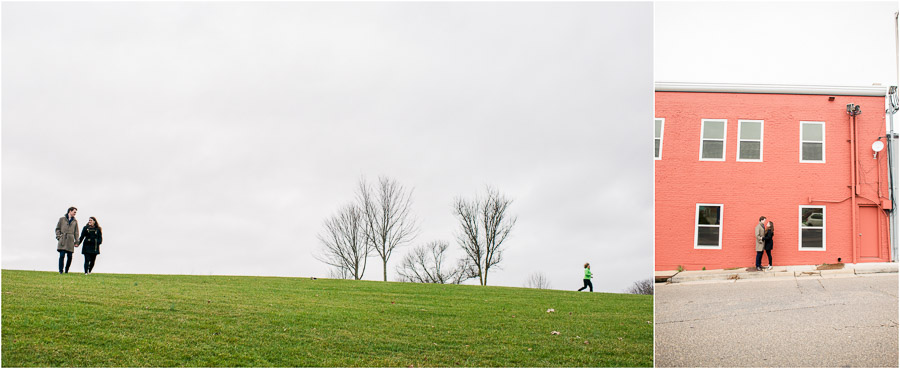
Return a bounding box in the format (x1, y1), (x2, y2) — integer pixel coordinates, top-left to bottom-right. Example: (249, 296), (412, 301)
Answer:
(852, 264), (899, 274)
(659, 263), (898, 284)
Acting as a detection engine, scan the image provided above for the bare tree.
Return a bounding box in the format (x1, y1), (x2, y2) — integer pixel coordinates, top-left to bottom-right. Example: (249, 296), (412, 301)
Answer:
(396, 241), (474, 284)
(315, 203), (370, 280)
(523, 272), (552, 289)
(454, 186), (517, 286)
(328, 267), (351, 280)
(358, 176), (418, 282)
(625, 279), (654, 295)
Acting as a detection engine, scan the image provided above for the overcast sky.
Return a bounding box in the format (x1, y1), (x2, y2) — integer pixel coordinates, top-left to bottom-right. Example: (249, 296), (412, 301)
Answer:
(656, 2), (899, 87)
(2, 2), (653, 293)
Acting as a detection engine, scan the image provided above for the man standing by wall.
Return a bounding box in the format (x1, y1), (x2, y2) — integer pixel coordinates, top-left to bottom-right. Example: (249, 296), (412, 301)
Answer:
(755, 216), (766, 271)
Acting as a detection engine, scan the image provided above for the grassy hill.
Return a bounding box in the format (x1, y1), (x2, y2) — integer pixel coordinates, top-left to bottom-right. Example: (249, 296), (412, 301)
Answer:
(1, 270), (652, 367)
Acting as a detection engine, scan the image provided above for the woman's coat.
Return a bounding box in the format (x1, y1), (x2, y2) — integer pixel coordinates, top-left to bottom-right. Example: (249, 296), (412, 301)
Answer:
(55, 216), (80, 253)
(764, 228), (774, 251)
(79, 226), (102, 254)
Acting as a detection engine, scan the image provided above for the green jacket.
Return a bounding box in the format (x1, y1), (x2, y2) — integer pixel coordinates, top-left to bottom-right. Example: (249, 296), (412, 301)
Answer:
(584, 268), (592, 279)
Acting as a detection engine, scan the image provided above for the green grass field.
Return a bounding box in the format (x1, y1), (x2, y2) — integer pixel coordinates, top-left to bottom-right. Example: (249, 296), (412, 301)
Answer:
(2, 269), (652, 367)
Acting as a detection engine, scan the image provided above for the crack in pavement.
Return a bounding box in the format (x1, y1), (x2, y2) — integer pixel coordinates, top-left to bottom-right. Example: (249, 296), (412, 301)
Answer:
(656, 302), (848, 325)
(791, 276), (827, 294)
(830, 321), (899, 330)
(866, 284), (898, 299)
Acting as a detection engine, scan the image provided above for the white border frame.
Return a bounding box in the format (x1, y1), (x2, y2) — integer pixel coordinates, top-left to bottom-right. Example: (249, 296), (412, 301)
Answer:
(655, 118), (665, 160)
(699, 119), (727, 161)
(737, 120), (764, 162)
(694, 203), (724, 250)
(799, 205), (826, 251)
(799, 121), (826, 163)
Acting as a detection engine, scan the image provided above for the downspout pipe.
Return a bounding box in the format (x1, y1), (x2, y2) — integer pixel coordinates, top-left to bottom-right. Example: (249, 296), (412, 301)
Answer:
(888, 86), (899, 262)
(848, 104), (861, 264)
(892, 12), (899, 262)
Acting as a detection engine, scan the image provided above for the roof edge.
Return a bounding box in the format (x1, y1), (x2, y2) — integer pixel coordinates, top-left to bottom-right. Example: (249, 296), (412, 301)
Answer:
(655, 82), (889, 97)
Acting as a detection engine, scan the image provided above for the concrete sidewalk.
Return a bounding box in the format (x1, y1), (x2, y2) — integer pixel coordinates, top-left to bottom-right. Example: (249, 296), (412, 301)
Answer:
(656, 262), (898, 284)
(655, 273), (898, 367)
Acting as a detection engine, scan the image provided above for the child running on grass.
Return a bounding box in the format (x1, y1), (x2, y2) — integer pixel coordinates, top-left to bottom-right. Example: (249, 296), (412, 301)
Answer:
(577, 262), (593, 292)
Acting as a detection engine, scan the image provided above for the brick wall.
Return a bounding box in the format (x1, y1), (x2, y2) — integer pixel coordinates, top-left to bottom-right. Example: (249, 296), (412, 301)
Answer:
(655, 92), (890, 271)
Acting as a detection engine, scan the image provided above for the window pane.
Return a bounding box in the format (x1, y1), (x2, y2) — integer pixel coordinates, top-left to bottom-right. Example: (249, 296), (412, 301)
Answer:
(802, 142), (823, 161)
(655, 139), (661, 158)
(702, 140), (724, 159)
(703, 121), (725, 139)
(801, 208), (824, 227)
(697, 227), (720, 246)
(801, 229), (824, 248)
(739, 141), (761, 160)
(655, 119), (662, 137)
(802, 123), (823, 141)
(740, 121), (761, 140)
(698, 206), (721, 225)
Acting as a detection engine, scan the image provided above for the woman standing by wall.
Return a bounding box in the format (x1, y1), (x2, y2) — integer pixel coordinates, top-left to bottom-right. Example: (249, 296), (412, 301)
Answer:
(78, 216), (103, 274)
(763, 221), (774, 271)
(55, 207), (79, 274)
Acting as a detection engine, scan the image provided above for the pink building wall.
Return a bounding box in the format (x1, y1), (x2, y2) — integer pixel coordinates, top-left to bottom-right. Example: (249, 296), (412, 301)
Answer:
(655, 91), (891, 271)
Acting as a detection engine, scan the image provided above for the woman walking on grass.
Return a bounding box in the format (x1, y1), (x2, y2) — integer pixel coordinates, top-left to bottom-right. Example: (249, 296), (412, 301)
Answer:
(78, 217), (103, 274)
(577, 262), (593, 292)
(55, 207), (79, 274)
(762, 221), (774, 271)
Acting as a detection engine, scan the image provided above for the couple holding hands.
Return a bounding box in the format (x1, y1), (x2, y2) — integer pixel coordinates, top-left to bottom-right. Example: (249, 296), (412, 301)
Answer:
(55, 206), (104, 274)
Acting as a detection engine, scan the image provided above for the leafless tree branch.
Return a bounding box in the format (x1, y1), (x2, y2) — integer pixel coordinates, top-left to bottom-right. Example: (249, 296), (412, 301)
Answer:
(523, 272), (552, 289)
(314, 203), (370, 280)
(396, 241), (473, 284)
(328, 267), (351, 280)
(358, 176), (418, 281)
(453, 186), (517, 286)
(625, 279), (654, 295)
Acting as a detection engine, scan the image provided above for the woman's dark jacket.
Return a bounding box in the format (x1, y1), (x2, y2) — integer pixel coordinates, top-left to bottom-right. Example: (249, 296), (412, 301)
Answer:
(79, 226), (103, 254)
(763, 228), (774, 251)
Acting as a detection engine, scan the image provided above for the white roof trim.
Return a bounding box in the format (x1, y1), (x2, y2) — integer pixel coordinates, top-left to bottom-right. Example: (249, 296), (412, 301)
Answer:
(656, 82), (888, 97)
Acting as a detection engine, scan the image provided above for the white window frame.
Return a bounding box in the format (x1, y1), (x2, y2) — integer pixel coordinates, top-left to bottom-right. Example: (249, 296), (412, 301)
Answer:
(655, 118), (665, 160)
(737, 120), (764, 162)
(694, 203), (723, 250)
(699, 119), (727, 161)
(799, 121), (826, 163)
(798, 205), (826, 251)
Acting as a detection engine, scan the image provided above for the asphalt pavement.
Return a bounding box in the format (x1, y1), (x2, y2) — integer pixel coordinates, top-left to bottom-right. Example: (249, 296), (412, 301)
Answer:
(655, 273), (899, 368)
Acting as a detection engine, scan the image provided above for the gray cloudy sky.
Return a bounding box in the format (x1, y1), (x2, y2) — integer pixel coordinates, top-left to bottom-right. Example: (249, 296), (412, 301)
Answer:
(656, 2), (899, 87)
(2, 2), (653, 293)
